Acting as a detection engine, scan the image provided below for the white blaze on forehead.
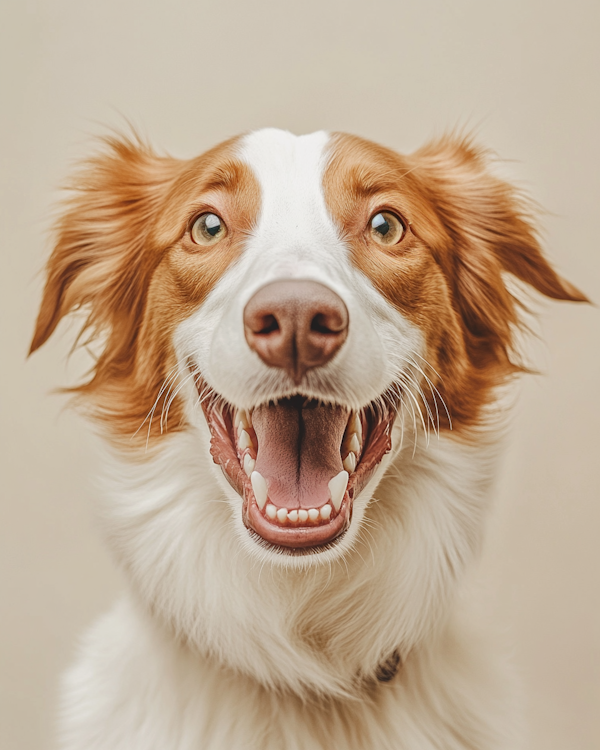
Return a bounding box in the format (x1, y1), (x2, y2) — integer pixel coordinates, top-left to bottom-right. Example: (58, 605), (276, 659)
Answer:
(237, 129), (343, 280)
(239, 128), (329, 193)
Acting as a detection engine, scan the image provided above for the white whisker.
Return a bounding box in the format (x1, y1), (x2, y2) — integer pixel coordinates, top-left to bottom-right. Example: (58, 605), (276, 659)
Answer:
(161, 369), (197, 432)
(131, 364), (182, 450)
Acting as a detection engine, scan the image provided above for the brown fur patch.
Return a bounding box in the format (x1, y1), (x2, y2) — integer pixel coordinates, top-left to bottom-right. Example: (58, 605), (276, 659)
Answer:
(323, 132), (588, 432)
(30, 133), (260, 449)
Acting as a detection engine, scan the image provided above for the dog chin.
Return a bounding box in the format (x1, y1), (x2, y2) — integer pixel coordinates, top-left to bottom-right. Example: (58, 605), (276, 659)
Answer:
(194, 374), (397, 559)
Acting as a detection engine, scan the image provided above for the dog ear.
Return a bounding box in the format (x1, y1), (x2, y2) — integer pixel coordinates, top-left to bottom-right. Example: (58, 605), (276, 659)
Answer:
(411, 136), (588, 368)
(29, 135), (179, 372)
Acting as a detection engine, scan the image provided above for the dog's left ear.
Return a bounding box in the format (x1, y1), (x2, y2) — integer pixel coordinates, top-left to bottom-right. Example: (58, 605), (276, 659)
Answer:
(411, 136), (588, 366)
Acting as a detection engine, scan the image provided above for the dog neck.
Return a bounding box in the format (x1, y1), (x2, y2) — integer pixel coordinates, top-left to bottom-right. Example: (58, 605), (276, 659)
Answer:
(99, 419), (501, 698)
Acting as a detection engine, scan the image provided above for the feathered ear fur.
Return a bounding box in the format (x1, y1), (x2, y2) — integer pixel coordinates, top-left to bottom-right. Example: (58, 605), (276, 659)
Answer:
(411, 137), (588, 373)
(29, 135), (184, 443)
(30, 135), (179, 365)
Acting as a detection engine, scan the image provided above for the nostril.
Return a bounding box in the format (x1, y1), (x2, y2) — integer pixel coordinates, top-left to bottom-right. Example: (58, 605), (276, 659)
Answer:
(310, 311), (346, 335)
(310, 313), (336, 334)
(256, 314), (279, 335)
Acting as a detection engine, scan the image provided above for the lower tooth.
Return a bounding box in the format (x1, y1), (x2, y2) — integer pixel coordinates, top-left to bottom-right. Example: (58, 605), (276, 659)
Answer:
(288, 510), (298, 523)
(276, 508), (288, 523)
(250, 471), (268, 510)
(266, 504), (277, 520)
(328, 470), (349, 512)
(320, 504), (332, 520)
(308, 508), (319, 521)
(298, 509), (308, 523)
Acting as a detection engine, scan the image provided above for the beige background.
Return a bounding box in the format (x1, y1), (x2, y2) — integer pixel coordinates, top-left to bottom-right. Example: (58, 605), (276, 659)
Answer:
(1, 0), (599, 748)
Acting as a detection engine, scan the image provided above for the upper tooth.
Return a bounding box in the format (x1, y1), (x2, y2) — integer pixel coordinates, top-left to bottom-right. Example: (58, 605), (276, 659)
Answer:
(343, 452), (357, 473)
(250, 471), (268, 509)
(328, 470), (348, 512)
(348, 433), (360, 454)
(351, 413), (362, 442)
(243, 454), (256, 477)
(239, 430), (253, 450)
(236, 410), (250, 429)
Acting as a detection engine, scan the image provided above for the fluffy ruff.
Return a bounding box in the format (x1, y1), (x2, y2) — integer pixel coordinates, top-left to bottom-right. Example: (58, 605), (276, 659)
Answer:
(60, 425), (514, 750)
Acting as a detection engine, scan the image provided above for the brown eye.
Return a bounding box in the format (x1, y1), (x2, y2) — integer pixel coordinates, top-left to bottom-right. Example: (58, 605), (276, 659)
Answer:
(368, 211), (405, 246)
(191, 213), (227, 245)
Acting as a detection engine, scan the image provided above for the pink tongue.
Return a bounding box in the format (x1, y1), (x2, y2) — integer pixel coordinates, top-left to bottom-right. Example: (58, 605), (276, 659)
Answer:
(252, 399), (349, 510)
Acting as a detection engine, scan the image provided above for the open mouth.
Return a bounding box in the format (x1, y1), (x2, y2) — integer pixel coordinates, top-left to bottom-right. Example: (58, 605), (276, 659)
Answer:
(196, 378), (395, 553)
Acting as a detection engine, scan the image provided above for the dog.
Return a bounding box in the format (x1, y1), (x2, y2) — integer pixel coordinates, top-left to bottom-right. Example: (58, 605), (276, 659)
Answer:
(30, 128), (586, 749)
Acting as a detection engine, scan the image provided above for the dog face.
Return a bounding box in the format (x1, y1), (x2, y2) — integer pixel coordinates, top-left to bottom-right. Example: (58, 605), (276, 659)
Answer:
(31, 128), (585, 563)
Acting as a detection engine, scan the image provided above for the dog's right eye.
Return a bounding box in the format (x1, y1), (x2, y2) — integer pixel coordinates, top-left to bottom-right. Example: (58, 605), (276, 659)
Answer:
(191, 213), (227, 245)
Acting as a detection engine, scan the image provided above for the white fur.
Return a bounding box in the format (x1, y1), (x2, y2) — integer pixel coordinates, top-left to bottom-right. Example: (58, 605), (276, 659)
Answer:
(61, 428), (514, 749)
(59, 130), (519, 749)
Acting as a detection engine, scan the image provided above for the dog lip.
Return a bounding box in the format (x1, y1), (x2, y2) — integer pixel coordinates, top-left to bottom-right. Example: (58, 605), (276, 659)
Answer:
(245, 495), (351, 548)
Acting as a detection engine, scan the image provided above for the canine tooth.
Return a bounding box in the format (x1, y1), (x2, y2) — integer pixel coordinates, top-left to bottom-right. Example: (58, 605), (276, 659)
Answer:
(250, 471), (268, 510)
(266, 504), (277, 520)
(328, 470), (349, 512)
(348, 433), (360, 454)
(243, 454), (256, 477)
(308, 508), (319, 521)
(237, 410), (250, 429)
(276, 507), (288, 523)
(320, 504), (332, 520)
(343, 452), (357, 473)
(288, 510), (299, 523)
(298, 509), (309, 523)
(239, 430), (253, 450)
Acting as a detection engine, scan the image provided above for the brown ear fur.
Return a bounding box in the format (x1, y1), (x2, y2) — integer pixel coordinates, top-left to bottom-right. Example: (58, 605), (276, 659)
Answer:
(30, 135), (180, 378)
(411, 137), (588, 374)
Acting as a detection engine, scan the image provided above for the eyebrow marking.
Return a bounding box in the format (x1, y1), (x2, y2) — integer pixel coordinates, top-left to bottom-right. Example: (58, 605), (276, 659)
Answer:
(201, 161), (250, 192)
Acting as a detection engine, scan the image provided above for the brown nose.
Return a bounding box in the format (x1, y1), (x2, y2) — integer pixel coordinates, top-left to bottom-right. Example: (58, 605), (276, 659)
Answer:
(244, 280), (349, 384)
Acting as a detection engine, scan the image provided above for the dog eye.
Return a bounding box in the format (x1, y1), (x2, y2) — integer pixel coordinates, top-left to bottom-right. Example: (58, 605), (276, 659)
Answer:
(191, 213), (227, 245)
(369, 212), (405, 246)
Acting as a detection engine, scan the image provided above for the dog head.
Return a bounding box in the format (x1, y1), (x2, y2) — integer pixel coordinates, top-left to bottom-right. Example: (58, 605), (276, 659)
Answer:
(31, 128), (586, 563)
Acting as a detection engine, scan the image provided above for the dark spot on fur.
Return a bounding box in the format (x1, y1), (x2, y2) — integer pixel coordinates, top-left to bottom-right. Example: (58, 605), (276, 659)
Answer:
(375, 650), (401, 682)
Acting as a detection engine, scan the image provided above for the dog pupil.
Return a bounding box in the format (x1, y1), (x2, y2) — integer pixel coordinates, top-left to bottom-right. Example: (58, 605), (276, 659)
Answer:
(205, 214), (221, 237)
(372, 213), (389, 236)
